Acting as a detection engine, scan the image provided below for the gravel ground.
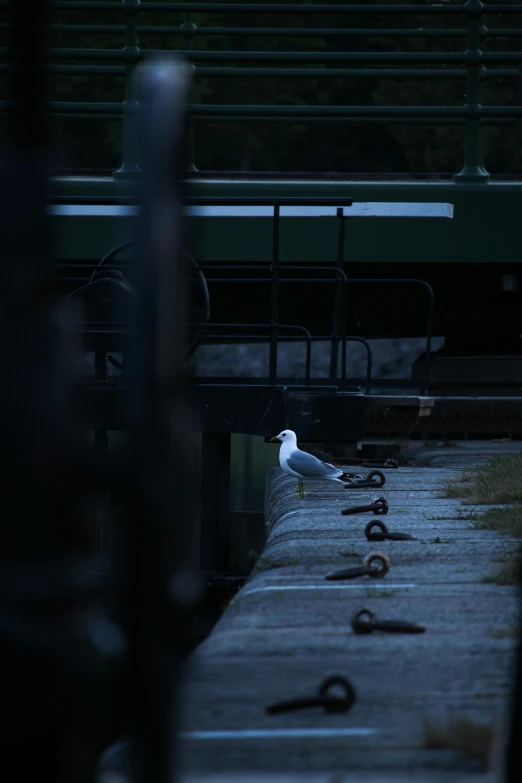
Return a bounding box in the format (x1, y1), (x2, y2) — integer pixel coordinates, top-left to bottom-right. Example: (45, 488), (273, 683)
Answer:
(190, 337), (445, 380)
(75, 337), (445, 387)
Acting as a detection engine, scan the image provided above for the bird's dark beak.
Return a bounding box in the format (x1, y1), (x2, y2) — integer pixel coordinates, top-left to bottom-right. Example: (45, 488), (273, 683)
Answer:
(270, 436), (280, 442)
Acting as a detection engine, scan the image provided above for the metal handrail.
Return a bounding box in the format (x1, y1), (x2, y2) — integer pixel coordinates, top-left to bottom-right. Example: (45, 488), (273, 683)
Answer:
(35, 2), (522, 13)
(0, 0), (520, 178)
(3, 1), (519, 176)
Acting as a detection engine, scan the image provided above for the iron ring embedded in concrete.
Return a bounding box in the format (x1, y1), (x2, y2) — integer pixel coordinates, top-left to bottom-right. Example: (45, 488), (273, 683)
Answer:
(365, 520), (418, 542)
(344, 469), (386, 489)
(266, 675), (356, 715)
(351, 608), (426, 635)
(325, 551), (390, 581)
(341, 496), (389, 516)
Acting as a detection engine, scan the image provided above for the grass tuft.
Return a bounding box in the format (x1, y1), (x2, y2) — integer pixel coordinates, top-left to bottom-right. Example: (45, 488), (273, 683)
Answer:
(487, 623), (519, 639)
(422, 715), (494, 770)
(482, 552), (521, 586)
(443, 454), (522, 504)
(473, 506), (522, 538)
(365, 587), (396, 598)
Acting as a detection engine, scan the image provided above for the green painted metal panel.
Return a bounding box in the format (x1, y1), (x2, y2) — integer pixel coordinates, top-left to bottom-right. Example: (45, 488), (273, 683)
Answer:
(50, 176), (522, 265)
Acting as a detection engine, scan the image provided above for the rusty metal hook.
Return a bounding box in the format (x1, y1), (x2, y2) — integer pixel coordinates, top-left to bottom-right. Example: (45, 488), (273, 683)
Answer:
(351, 608), (426, 635)
(344, 469), (386, 489)
(325, 552), (390, 581)
(342, 496), (388, 516)
(266, 675), (356, 715)
(364, 520), (417, 542)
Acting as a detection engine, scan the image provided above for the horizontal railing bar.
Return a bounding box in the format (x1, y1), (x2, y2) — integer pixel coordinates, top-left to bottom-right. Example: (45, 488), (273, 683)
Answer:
(52, 64), (124, 75)
(190, 105), (522, 118)
(3, 21), (520, 38)
(50, 197), (354, 206)
(2, 22), (520, 42)
(2, 62), (519, 81)
(22, 23), (475, 37)
(36, 2), (522, 15)
(191, 117), (513, 125)
(190, 66), (517, 79)
(0, 63), (125, 75)
(0, 101), (123, 114)
(12, 49), (521, 65)
(50, 25), (522, 39)
(52, 113), (122, 120)
(47, 115), (514, 125)
(192, 376), (418, 390)
(1, 62), (515, 80)
(0, 100), (512, 124)
(176, 51), (522, 65)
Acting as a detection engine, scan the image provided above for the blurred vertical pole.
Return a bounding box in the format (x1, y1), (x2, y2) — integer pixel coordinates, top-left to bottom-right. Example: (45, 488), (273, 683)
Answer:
(122, 57), (198, 783)
(504, 559), (522, 782)
(0, 0), (64, 779)
(0, 3), (126, 781)
(180, 11), (198, 172)
(3, 0), (49, 297)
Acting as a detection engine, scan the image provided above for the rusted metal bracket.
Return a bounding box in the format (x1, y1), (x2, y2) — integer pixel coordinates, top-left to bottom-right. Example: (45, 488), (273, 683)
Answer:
(266, 675), (356, 715)
(351, 608), (425, 635)
(365, 520), (417, 542)
(325, 552), (390, 581)
(344, 469), (386, 489)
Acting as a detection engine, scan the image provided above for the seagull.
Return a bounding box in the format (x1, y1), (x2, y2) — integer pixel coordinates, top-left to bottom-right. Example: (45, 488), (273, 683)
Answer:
(270, 429), (361, 497)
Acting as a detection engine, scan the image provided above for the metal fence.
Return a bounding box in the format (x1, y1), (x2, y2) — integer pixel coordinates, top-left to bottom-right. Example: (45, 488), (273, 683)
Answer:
(1, 1), (522, 178)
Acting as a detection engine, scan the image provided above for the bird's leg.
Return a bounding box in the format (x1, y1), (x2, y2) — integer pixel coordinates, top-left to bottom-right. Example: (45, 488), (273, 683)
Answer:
(298, 479), (305, 498)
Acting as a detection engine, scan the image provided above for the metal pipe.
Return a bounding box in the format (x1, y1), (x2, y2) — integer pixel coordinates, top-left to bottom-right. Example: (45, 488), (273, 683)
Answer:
(42, 2), (522, 13)
(30, 48), (522, 64)
(329, 207), (346, 382)
(269, 204), (280, 385)
(340, 337), (373, 395)
(3, 63), (516, 80)
(113, 0), (141, 179)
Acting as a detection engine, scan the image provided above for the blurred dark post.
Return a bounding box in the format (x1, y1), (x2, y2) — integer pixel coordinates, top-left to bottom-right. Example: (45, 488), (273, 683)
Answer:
(0, 0), (196, 778)
(0, 1), (126, 781)
(121, 57), (198, 783)
(504, 559), (522, 782)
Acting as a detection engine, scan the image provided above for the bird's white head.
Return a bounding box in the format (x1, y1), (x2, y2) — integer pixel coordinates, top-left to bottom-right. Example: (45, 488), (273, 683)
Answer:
(270, 429), (297, 446)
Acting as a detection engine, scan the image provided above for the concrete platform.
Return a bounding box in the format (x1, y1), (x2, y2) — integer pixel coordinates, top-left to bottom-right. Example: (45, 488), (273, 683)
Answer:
(100, 445), (521, 781)
(175, 451), (519, 780)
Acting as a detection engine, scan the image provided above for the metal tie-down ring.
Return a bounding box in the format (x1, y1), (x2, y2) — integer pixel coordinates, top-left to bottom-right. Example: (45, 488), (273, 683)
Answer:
(342, 496), (389, 516)
(325, 552), (390, 581)
(351, 608), (426, 635)
(364, 520), (417, 542)
(344, 469), (386, 489)
(266, 675), (357, 715)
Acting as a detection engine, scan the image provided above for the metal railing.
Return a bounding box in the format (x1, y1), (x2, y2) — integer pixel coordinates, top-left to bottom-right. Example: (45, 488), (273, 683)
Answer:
(60, 197), (435, 394)
(0, 0), (521, 179)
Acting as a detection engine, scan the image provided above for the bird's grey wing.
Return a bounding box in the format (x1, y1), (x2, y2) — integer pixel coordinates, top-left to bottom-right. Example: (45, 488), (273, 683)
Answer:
(286, 450), (342, 478)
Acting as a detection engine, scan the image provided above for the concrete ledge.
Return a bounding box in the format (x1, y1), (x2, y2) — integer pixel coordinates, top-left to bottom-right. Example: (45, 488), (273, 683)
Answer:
(173, 458), (518, 779)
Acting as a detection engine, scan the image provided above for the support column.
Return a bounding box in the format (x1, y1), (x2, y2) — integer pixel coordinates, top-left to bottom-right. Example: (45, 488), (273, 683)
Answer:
(114, 0), (141, 179)
(455, 0), (489, 183)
